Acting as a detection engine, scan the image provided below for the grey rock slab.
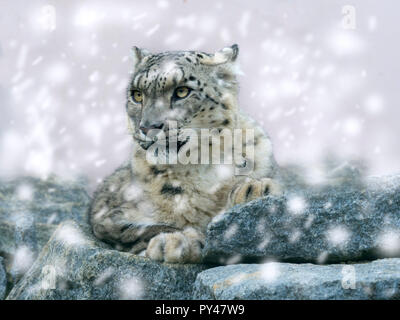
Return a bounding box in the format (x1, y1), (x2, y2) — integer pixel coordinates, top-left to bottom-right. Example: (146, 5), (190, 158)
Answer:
(194, 259), (400, 299)
(0, 176), (91, 282)
(0, 175), (90, 224)
(0, 220), (56, 259)
(7, 220), (209, 300)
(203, 175), (400, 264)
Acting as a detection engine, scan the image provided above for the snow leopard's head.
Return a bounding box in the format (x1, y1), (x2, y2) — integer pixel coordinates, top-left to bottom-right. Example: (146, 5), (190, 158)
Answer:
(126, 44), (240, 150)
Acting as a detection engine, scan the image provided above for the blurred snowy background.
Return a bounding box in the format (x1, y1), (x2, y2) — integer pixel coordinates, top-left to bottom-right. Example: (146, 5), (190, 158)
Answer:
(0, 0), (399, 190)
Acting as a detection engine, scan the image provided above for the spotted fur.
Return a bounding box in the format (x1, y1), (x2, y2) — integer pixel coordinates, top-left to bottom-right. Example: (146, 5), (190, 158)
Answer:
(89, 45), (282, 263)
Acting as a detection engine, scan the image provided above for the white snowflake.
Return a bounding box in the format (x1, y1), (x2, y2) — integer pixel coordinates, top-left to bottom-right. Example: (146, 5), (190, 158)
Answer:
(376, 230), (400, 256)
(94, 267), (115, 286)
(326, 225), (351, 247)
(260, 261), (280, 283)
(287, 196), (307, 215)
(16, 183), (34, 201)
(328, 31), (365, 56)
(119, 276), (143, 300)
(364, 94), (384, 115)
(55, 224), (87, 246)
(12, 246), (35, 274)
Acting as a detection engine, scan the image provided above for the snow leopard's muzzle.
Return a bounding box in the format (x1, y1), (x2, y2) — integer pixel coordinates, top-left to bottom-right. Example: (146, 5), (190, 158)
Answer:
(134, 130), (189, 152)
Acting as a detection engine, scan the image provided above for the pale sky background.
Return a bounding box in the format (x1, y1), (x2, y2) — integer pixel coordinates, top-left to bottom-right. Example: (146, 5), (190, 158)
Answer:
(0, 0), (399, 188)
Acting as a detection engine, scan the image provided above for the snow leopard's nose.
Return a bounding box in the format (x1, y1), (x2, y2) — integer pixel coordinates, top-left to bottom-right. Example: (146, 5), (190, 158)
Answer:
(139, 122), (164, 135)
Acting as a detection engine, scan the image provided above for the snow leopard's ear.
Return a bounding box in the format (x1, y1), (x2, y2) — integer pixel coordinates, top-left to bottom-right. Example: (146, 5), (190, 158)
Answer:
(200, 44), (241, 84)
(130, 46), (151, 67)
(200, 44), (239, 66)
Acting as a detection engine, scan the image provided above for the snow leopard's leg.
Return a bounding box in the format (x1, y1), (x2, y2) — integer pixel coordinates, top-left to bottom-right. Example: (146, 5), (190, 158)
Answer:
(146, 227), (205, 263)
(227, 177), (282, 207)
(89, 164), (177, 253)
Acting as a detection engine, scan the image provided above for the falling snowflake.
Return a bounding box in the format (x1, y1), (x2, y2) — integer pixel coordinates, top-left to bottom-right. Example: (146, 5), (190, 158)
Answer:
(55, 224), (87, 246)
(16, 183), (34, 201)
(12, 246), (35, 274)
(123, 184), (143, 202)
(364, 94), (384, 115)
(260, 261), (280, 283)
(328, 31), (365, 56)
(224, 223), (238, 240)
(376, 230), (400, 256)
(287, 196), (307, 215)
(289, 229), (302, 243)
(94, 267), (115, 286)
(326, 225), (351, 247)
(45, 62), (70, 84)
(119, 276), (144, 300)
(224, 254), (242, 265)
(317, 251), (329, 264)
(343, 117), (363, 136)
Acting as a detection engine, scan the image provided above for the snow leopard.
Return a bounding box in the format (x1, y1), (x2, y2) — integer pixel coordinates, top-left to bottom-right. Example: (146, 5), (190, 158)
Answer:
(89, 44), (282, 263)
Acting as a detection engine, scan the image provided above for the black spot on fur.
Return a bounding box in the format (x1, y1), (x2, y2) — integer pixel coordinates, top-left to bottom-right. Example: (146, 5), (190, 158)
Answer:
(222, 119), (230, 126)
(120, 223), (133, 232)
(196, 239), (204, 249)
(221, 103), (228, 110)
(263, 185), (270, 195)
(161, 183), (183, 196)
(205, 94), (219, 105)
(150, 166), (167, 175)
(245, 185), (253, 199)
(189, 76), (196, 81)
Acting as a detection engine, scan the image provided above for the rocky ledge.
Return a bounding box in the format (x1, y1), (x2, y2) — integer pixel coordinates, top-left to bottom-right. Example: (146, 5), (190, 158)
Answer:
(1, 173), (400, 300)
(194, 259), (400, 299)
(203, 175), (400, 264)
(0, 176), (90, 284)
(7, 221), (208, 300)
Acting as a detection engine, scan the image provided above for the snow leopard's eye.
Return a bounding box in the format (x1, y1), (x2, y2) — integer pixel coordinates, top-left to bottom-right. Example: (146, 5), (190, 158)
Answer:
(131, 90), (143, 103)
(173, 87), (191, 100)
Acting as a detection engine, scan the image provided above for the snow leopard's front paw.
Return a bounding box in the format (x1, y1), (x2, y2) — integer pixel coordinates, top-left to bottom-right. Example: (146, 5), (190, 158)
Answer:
(146, 227), (204, 263)
(229, 177), (282, 206)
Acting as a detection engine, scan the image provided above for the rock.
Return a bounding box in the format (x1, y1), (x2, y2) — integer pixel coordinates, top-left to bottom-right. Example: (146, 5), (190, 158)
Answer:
(194, 259), (400, 299)
(0, 175), (90, 225)
(7, 221), (209, 300)
(0, 220), (56, 258)
(203, 175), (400, 264)
(0, 257), (6, 299)
(0, 176), (90, 282)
